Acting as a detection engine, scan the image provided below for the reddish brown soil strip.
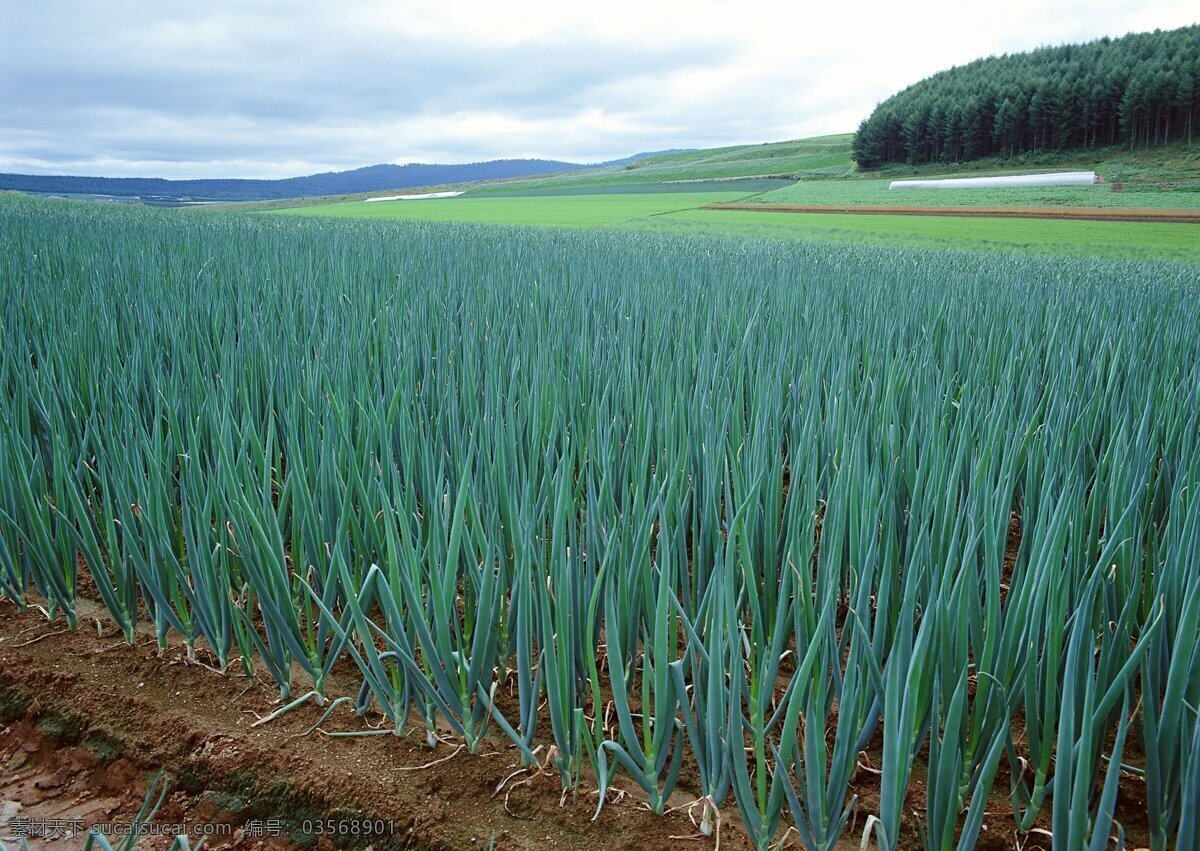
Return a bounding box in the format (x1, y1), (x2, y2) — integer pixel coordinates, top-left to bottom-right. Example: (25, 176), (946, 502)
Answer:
(701, 203), (1200, 224)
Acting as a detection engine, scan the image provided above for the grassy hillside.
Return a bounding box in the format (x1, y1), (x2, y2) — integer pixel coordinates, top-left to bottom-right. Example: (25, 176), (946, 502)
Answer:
(267, 134), (1200, 261)
(464, 136), (1199, 196)
(465, 135), (856, 194)
(242, 135), (1198, 207)
(869, 140), (1200, 182)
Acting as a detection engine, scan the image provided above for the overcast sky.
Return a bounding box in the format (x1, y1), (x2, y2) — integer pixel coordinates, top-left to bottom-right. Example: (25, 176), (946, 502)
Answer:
(1, 1), (1195, 179)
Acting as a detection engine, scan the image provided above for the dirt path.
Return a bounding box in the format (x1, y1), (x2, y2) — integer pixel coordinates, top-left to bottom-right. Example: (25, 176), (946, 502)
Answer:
(702, 203), (1200, 224)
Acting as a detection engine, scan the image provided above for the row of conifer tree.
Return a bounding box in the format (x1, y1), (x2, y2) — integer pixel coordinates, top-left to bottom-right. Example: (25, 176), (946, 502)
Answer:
(852, 26), (1200, 168)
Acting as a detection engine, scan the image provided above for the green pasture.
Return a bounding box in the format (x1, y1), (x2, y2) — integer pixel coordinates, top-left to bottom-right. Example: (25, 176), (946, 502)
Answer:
(265, 133), (1200, 262)
(473, 178), (792, 197)
(273, 186), (1200, 261)
(627, 208), (1200, 261)
(752, 177), (1200, 209)
(464, 135), (857, 194)
(275, 191), (753, 227)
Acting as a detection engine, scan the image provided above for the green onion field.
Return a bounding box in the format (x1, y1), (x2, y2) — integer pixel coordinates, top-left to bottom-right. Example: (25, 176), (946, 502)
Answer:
(3, 195), (1199, 849)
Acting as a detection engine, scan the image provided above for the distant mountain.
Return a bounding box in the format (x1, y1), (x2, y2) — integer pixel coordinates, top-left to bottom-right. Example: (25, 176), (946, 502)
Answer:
(0, 152), (687, 202)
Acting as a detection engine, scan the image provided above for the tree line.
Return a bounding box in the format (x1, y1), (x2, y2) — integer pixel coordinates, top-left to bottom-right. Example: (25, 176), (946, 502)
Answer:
(852, 26), (1200, 168)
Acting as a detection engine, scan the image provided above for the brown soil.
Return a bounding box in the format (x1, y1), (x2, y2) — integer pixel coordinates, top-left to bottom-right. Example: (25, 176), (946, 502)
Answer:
(1, 718), (285, 850)
(0, 598), (746, 851)
(702, 203), (1200, 224)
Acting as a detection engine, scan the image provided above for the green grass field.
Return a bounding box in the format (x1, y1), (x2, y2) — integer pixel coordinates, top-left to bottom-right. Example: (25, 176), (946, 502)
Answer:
(264, 134), (1200, 262)
(623, 208), (1200, 261)
(473, 178), (793, 197)
(463, 135), (858, 194)
(750, 178), (1200, 210)
(276, 191), (754, 227)
(457, 134), (1199, 197)
(871, 140), (1200, 182)
(274, 187), (1200, 261)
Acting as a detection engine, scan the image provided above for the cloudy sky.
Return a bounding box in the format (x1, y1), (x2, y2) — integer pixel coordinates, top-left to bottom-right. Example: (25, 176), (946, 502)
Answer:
(1, 1), (1195, 179)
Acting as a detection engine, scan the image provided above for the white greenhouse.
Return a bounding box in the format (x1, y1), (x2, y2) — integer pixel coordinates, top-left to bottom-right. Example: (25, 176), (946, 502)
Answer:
(889, 172), (1098, 190)
(365, 191), (464, 202)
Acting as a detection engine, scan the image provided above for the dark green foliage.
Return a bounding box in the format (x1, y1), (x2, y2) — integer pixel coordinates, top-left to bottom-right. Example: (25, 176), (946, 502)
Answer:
(854, 26), (1200, 167)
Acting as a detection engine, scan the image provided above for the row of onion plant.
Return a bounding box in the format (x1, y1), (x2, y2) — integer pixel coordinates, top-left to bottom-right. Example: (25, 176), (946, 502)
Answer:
(2, 196), (1198, 850)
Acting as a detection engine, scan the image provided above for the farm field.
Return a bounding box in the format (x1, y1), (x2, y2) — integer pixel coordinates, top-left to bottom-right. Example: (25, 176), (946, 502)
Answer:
(265, 134), (1200, 260)
(629, 208), (1200, 261)
(2, 195), (1199, 850)
(457, 134), (1200, 196)
(273, 190), (1200, 262)
(746, 177), (1200, 210)
(274, 191), (755, 227)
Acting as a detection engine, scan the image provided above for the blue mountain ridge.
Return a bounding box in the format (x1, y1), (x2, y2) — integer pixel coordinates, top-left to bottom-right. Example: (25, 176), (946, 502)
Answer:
(0, 151), (690, 202)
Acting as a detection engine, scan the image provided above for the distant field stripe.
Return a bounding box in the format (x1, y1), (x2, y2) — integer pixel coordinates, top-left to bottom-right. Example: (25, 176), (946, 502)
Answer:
(469, 179), (791, 198)
(272, 192), (754, 226)
(623, 208), (1200, 261)
(660, 174), (794, 183)
(702, 203), (1200, 224)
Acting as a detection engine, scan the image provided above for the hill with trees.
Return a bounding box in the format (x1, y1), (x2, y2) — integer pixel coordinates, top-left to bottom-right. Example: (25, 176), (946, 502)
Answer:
(852, 25), (1200, 168)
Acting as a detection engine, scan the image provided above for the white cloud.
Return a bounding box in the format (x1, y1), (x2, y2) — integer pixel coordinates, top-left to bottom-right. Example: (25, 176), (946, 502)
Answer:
(0, 0), (1195, 177)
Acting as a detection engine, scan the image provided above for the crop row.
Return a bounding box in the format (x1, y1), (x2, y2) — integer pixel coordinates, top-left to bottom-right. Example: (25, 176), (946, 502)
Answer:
(1, 198), (1198, 849)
